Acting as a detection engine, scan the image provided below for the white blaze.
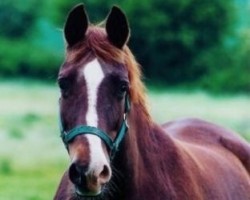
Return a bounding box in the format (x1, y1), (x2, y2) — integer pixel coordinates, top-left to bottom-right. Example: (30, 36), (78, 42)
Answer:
(82, 59), (111, 178)
(84, 59), (104, 126)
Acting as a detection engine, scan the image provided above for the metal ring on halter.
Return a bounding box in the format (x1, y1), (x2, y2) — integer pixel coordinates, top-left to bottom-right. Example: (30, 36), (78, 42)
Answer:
(123, 113), (129, 128)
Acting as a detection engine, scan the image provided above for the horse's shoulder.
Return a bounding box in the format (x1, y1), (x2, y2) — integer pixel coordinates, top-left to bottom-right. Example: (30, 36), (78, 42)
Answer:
(162, 118), (238, 142)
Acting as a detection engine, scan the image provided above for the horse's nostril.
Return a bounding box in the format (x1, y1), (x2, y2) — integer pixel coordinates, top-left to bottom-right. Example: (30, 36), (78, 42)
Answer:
(69, 163), (80, 185)
(99, 164), (111, 183)
(69, 163), (88, 186)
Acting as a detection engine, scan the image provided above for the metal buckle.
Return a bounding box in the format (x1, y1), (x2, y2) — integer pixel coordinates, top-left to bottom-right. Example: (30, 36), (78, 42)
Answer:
(123, 113), (129, 128)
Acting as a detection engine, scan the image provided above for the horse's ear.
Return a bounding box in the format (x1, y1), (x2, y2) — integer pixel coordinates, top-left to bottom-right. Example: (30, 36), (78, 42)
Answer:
(106, 6), (130, 49)
(64, 4), (89, 48)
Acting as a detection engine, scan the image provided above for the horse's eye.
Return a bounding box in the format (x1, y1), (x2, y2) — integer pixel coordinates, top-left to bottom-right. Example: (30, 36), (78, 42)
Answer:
(58, 78), (71, 98)
(58, 78), (70, 90)
(120, 84), (128, 93)
(117, 81), (129, 98)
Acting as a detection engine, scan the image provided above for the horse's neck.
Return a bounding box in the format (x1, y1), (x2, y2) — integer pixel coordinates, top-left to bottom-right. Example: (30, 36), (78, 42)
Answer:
(117, 104), (184, 199)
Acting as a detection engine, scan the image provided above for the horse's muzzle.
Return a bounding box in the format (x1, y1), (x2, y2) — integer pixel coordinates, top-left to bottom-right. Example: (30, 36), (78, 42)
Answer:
(69, 161), (111, 196)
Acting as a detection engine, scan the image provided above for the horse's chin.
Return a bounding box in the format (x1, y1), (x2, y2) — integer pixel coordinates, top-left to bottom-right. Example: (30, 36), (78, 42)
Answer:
(75, 186), (102, 197)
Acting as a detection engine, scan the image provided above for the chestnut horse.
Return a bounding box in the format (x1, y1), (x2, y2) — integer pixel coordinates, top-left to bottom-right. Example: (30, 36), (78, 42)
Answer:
(54, 4), (250, 200)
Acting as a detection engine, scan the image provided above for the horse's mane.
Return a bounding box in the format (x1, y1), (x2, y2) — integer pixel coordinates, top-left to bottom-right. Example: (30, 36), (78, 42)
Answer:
(66, 26), (152, 122)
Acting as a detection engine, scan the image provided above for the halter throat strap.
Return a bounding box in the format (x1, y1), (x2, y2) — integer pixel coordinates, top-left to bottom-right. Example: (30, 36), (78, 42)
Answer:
(60, 95), (130, 159)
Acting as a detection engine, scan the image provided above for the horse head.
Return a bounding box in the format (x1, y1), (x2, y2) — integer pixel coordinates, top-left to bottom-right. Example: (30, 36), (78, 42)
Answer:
(58, 4), (132, 197)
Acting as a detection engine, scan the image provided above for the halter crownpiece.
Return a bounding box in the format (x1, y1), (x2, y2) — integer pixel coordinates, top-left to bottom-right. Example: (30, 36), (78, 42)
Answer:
(59, 94), (130, 160)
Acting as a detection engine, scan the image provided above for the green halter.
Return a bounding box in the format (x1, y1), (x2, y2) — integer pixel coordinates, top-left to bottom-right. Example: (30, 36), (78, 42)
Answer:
(60, 94), (130, 160)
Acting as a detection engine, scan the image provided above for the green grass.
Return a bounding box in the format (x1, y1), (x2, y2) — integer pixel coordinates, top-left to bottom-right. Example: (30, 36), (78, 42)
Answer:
(0, 80), (250, 199)
(0, 80), (68, 199)
(0, 166), (65, 200)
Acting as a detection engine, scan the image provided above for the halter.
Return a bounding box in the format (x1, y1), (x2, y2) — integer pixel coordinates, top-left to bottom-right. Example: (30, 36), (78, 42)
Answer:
(59, 94), (130, 160)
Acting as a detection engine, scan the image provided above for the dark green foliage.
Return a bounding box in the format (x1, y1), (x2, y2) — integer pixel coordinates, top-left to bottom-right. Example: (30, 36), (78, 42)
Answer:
(200, 33), (250, 93)
(124, 0), (235, 85)
(0, 1), (61, 79)
(0, 0), (40, 38)
(0, 38), (60, 79)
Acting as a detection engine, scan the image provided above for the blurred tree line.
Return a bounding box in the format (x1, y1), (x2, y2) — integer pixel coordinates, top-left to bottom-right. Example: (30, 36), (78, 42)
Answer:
(0, 0), (61, 79)
(0, 0), (249, 92)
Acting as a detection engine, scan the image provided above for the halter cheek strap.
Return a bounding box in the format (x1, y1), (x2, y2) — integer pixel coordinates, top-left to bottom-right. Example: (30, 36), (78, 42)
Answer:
(59, 95), (130, 160)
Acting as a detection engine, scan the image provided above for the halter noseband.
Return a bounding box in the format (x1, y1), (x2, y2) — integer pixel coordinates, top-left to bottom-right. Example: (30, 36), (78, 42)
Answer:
(59, 94), (130, 160)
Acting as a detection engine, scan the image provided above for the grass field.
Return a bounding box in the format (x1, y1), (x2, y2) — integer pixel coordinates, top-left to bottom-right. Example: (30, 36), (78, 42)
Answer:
(0, 80), (250, 199)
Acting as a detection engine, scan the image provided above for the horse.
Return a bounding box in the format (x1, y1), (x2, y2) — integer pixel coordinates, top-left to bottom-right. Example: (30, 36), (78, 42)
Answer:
(54, 4), (250, 200)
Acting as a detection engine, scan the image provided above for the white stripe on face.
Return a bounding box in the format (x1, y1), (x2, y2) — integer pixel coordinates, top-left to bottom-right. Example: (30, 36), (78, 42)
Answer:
(82, 59), (111, 178)
(84, 59), (104, 126)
